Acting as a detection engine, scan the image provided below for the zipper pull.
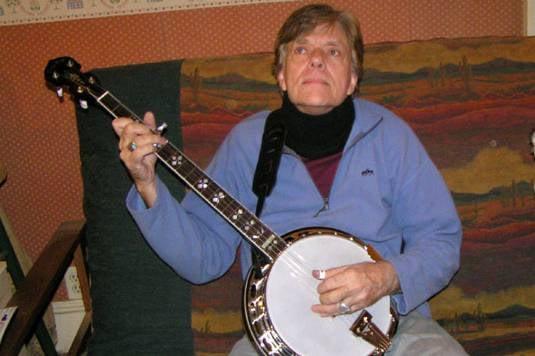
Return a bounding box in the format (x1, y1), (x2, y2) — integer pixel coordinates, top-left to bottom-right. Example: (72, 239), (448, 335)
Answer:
(314, 197), (329, 217)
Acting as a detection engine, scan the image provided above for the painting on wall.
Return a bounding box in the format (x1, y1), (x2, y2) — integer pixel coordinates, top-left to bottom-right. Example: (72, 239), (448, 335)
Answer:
(179, 36), (535, 355)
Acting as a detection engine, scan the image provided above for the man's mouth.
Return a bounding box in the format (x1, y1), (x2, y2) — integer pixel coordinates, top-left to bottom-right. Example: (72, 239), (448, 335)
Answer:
(302, 78), (329, 85)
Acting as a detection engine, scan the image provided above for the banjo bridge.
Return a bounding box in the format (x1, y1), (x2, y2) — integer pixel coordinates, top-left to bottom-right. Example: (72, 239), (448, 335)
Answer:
(350, 310), (392, 355)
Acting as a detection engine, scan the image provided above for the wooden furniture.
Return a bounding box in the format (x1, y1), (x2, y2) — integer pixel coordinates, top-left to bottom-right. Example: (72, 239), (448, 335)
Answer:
(0, 161), (91, 355)
(0, 219), (91, 355)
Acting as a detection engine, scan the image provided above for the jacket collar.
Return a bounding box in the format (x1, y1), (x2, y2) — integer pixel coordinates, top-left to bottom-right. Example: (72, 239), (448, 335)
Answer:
(344, 98), (384, 152)
(281, 97), (384, 156)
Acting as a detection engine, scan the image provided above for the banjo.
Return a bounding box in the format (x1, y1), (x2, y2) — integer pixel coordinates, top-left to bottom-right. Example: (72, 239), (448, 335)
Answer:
(45, 57), (398, 355)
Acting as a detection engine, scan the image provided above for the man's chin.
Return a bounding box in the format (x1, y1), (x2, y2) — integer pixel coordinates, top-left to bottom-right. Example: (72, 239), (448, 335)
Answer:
(294, 102), (334, 115)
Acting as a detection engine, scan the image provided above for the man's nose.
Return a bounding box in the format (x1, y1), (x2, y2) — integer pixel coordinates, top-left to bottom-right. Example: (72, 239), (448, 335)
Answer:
(309, 48), (325, 68)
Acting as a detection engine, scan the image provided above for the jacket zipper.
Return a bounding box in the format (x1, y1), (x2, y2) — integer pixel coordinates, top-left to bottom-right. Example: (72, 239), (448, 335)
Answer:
(312, 118), (384, 217)
(283, 116), (383, 218)
(314, 197), (329, 217)
(285, 149), (327, 217)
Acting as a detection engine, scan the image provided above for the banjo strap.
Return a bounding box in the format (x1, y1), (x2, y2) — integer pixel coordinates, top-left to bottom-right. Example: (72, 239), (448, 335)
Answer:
(252, 109), (286, 217)
(251, 110), (286, 269)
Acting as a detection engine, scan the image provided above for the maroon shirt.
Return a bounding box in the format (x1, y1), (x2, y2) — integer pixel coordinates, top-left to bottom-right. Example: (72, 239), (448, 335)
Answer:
(303, 151), (343, 198)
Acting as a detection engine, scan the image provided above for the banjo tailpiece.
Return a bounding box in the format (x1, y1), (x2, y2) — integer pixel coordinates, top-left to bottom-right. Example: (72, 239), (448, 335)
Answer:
(351, 310), (393, 355)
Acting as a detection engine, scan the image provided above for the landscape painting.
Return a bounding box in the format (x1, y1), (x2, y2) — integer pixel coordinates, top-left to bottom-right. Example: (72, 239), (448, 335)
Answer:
(179, 37), (535, 355)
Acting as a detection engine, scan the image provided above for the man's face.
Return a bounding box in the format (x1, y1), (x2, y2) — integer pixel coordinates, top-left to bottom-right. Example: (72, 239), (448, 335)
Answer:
(277, 22), (358, 115)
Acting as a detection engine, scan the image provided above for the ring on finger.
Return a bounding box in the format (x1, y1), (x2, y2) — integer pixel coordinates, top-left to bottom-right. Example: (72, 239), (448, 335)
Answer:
(128, 141), (137, 152)
(338, 301), (351, 314)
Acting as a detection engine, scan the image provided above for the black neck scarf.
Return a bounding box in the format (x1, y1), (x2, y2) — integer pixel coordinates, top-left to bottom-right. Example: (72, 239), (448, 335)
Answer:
(281, 93), (355, 160)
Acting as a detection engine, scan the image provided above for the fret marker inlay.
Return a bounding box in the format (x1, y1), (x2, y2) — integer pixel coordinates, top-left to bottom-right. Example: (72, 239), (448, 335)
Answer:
(197, 178), (209, 190)
(232, 209), (244, 220)
(212, 192), (225, 203)
(171, 155), (183, 166)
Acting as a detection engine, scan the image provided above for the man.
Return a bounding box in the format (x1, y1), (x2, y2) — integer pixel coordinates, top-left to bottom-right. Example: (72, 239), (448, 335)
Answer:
(112, 4), (467, 355)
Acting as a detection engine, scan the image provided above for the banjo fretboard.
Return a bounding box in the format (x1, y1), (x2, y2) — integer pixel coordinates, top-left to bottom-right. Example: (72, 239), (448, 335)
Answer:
(97, 90), (287, 262)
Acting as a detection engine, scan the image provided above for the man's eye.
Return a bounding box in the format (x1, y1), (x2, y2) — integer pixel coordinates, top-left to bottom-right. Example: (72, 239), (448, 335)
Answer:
(294, 47), (307, 54)
(329, 49), (340, 56)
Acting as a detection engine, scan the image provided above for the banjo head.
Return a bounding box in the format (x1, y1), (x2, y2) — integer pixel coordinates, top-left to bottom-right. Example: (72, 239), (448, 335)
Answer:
(244, 228), (397, 356)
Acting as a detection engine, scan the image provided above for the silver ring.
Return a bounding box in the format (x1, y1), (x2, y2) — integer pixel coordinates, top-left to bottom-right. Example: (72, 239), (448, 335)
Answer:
(128, 142), (137, 152)
(338, 301), (351, 314)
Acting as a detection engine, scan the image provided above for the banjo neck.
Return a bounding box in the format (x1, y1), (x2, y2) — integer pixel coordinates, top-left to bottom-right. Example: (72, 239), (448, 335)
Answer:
(44, 56), (286, 262)
(98, 89), (286, 263)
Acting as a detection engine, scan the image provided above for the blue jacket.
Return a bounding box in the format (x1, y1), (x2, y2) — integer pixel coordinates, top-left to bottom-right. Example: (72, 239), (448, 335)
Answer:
(127, 98), (462, 317)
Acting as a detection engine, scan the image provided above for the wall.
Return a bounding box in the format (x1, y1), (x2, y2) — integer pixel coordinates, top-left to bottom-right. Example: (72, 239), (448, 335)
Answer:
(529, 0), (535, 34)
(0, 0), (525, 262)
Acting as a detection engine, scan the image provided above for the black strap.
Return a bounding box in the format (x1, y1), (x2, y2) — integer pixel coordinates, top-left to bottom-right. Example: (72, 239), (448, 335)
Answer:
(252, 109), (286, 217)
(251, 110), (286, 272)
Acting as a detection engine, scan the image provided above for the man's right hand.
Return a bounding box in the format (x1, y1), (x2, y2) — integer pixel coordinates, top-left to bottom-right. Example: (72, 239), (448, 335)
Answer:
(112, 112), (167, 207)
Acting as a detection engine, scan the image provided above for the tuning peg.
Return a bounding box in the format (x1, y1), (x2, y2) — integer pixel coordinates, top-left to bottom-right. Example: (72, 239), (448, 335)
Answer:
(56, 87), (64, 98)
(156, 122), (168, 134)
(79, 99), (88, 109)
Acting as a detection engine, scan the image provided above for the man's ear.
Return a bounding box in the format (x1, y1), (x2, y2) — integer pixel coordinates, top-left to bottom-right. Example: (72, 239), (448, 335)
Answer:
(347, 71), (358, 95)
(277, 70), (287, 92)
